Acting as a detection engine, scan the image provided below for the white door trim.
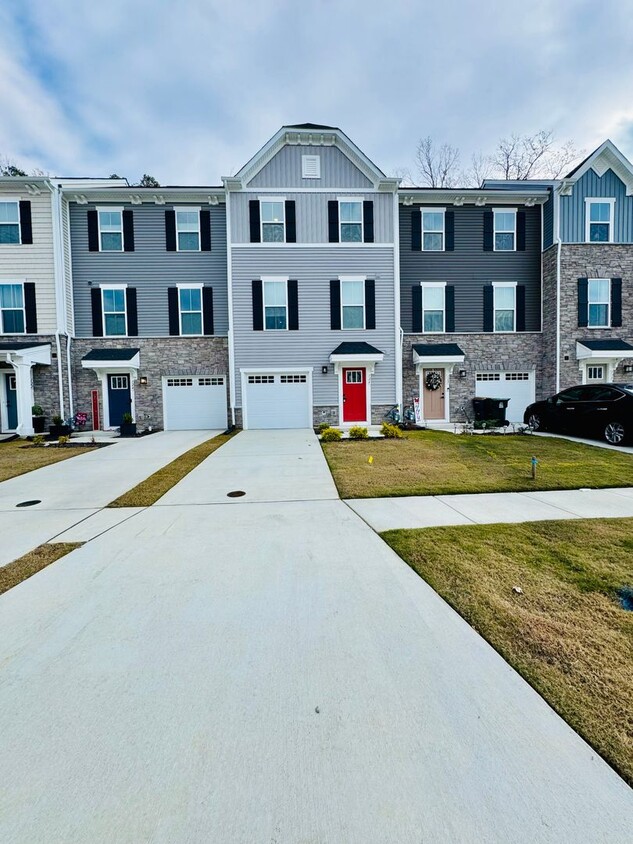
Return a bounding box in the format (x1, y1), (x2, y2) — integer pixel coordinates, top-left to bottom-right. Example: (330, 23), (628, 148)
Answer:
(100, 370), (135, 430)
(418, 365), (451, 424)
(338, 365), (371, 427)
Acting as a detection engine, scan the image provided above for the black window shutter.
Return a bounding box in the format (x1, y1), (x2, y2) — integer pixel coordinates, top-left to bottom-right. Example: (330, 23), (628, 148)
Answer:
(249, 200), (261, 243)
(122, 209), (135, 252)
(445, 211), (455, 251)
(411, 208), (422, 251)
(168, 287), (179, 335)
(19, 201), (33, 244)
(91, 288), (103, 336)
(577, 278), (589, 327)
(483, 211), (494, 251)
(611, 278), (622, 327)
(24, 283), (37, 333)
(483, 285), (494, 332)
(203, 286), (214, 334)
(328, 201), (339, 243)
(363, 201), (374, 243)
(445, 285), (455, 332)
(365, 279), (376, 329)
(165, 210), (176, 251)
(252, 280), (263, 330)
(88, 210), (99, 251)
(330, 280), (341, 329)
(126, 288), (138, 336)
(516, 211), (526, 251)
(200, 209), (212, 251)
(412, 285), (422, 332)
(516, 285), (526, 331)
(288, 280), (299, 330)
(285, 201), (296, 243)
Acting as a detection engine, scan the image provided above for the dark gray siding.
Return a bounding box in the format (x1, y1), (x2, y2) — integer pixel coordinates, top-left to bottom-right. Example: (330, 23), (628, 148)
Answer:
(248, 144), (373, 190)
(399, 204), (542, 332)
(70, 203), (228, 337)
(560, 168), (633, 243)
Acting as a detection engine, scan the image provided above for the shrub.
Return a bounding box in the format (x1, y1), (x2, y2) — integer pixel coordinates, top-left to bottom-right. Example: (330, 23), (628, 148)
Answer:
(381, 422), (404, 439)
(57, 435), (70, 445)
(348, 426), (369, 440)
(320, 427), (342, 442)
(32, 434), (45, 446)
(121, 412), (134, 424)
(32, 404), (44, 417)
(52, 414), (63, 426)
(317, 422), (331, 434)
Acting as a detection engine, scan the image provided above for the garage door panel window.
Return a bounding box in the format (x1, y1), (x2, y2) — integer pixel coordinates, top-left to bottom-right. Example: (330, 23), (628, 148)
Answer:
(264, 281), (287, 330)
(588, 279), (610, 327)
(493, 285), (516, 332)
(102, 287), (127, 336)
(179, 286), (203, 335)
(341, 280), (365, 329)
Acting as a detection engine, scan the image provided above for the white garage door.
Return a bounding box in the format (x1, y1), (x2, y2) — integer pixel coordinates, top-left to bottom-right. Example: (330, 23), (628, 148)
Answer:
(243, 372), (312, 429)
(475, 371), (535, 423)
(163, 376), (227, 430)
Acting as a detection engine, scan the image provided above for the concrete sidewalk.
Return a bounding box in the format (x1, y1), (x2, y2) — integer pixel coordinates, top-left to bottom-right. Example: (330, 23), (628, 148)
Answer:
(0, 430), (221, 566)
(346, 486), (633, 532)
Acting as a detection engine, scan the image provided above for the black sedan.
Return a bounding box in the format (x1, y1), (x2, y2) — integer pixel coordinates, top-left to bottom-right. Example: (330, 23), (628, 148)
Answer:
(524, 383), (633, 445)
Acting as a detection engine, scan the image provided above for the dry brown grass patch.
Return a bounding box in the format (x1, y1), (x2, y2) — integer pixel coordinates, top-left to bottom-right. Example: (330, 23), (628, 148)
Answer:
(0, 440), (97, 483)
(0, 543), (83, 596)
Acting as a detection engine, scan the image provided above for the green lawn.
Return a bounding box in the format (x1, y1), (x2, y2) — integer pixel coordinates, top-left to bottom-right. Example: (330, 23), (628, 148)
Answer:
(383, 518), (633, 786)
(323, 429), (633, 498)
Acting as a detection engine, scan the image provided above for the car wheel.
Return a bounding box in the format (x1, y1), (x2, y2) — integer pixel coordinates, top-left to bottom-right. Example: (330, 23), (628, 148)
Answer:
(604, 421), (626, 445)
(527, 412), (544, 431)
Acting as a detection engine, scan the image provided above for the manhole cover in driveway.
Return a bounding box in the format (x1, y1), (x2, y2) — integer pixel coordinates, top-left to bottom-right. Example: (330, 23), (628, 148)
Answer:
(16, 500), (41, 507)
(227, 490), (246, 498)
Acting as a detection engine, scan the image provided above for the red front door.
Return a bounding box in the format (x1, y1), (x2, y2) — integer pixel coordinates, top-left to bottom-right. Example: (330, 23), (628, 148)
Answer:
(343, 368), (366, 422)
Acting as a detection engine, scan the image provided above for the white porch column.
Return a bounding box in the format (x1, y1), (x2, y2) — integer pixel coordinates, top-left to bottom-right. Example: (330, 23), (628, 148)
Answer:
(12, 361), (35, 437)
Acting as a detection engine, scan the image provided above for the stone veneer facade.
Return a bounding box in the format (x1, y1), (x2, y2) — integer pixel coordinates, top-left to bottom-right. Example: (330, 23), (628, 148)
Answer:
(71, 337), (229, 430)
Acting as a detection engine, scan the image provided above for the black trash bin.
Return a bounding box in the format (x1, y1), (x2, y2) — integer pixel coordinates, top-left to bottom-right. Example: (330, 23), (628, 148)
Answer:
(472, 397), (510, 426)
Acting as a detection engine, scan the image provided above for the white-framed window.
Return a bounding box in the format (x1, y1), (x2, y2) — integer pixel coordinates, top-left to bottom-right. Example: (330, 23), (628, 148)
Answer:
(301, 155), (321, 179)
(0, 200), (21, 245)
(493, 209), (516, 251)
(341, 279), (365, 329)
(0, 282), (25, 333)
(345, 369), (363, 384)
(421, 208), (445, 251)
(493, 282), (516, 332)
(585, 198), (615, 243)
(263, 278), (287, 330)
(178, 284), (203, 335)
(175, 208), (201, 251)
(587, 278), (610, 327)
(109, 375), (129, 390)
(421, 282), (446, 333)
(101, 285), (127, 336)
(97, 207), (123, 251)
(260, 199), (285, 243)
(339, 199), (363, 242)
(587, 365), (605, 381)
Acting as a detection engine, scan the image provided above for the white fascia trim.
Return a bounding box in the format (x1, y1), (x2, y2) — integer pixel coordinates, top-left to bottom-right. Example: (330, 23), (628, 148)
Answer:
(0, 344), (52, 365)
(176, 282), (204, 288)
(420, 281), (447, 287)
(0, 194), (22, 202)
(339, 274), (367, 282)
(575, 342), (632, 361)
(81, 352), (140, 371)
(258, 195), (286, 202)
(492, 207), (517, 214)
(329, 353), (384, 364)
(260, 275), (289, 282)
(96, 205), (124, 212)
(414, 355), (464, 368)
(100, 283), (128, 288)
(492, 281), (517, 287)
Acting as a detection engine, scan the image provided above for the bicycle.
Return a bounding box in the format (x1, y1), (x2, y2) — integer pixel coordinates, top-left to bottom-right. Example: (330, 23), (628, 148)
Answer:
(454, 403), (475, 435)
(383, 404), (417, 429)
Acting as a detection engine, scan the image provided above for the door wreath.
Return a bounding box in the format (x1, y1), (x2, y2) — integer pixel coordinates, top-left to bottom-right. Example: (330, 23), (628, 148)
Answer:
(425, 371), (442, 391)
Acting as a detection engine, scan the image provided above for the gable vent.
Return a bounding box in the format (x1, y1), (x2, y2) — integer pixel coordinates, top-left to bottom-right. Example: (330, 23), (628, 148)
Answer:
(302, 154), (321, 179)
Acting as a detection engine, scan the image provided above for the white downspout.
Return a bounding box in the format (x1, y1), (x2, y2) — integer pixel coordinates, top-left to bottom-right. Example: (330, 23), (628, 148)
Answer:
(225, 186), (236, 427)
(48, 181), (66, 417)
(554, 185), (562, 394)
(393, 189), (403, 411)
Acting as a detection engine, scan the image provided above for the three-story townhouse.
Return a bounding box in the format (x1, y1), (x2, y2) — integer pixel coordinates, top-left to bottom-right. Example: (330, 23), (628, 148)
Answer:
(399, 187), (548, 425)
(65, 183), (229, 431)
(224, 124), (400, 429)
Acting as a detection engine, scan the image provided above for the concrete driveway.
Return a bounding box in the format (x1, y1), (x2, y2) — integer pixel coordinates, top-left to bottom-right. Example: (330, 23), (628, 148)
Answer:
(0, 430), (631, 843)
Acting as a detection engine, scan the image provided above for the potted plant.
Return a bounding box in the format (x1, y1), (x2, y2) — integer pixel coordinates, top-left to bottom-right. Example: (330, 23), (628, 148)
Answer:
(32, 404), (46, 434)
(49, 413), (72, 440)
(119, 412), (137, 438)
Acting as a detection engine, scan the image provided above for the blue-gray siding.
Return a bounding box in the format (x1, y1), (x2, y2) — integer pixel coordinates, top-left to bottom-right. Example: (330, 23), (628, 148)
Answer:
(247, 144), (374, 190)
(70, 204), (228, 337)
(399, 204), (542, 332)
(231, 192), (393, 244)
(230, 246), (396, 407)
(561, 168), (633, 243)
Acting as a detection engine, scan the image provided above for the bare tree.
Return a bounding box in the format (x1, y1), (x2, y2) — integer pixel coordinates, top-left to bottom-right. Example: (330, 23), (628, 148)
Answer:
(392, 165), (415, 187)
(460, 151), (494, 188)
(492, 131), (582, 180)
(415, 136), (461, 187)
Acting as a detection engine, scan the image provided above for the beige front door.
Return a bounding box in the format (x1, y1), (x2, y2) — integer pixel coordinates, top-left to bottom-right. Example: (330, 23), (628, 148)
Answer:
(422, 368), (445, 420)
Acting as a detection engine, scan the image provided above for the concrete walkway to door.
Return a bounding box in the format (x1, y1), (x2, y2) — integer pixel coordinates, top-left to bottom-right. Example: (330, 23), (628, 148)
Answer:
(0, 429), (631, 843)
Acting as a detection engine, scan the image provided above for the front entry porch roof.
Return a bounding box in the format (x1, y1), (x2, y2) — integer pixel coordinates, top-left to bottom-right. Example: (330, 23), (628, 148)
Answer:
(0, 342), (51, 366)
(329, 342), (384, 374)
(412, 343), (465, 366)
(576, 339), (633, 360)
(81, 348), (140, 375)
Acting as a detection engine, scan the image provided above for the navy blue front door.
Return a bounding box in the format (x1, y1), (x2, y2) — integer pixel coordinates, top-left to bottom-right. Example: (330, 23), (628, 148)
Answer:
(107, 374), (131, 427)
(5, 373), (18, 430)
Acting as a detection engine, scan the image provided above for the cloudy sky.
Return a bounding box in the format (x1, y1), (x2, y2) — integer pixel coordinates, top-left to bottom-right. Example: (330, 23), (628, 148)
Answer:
(1, 0), (632, 184)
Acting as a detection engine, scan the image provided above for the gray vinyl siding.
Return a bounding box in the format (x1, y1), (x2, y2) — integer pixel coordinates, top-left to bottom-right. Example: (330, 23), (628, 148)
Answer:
(70, 203), (228, 337)
(399, 204), (542, 332)
(543, 190), (554, 249)
(248, 144), (374, 190)
(231, 246), (396, 407)
(560, 168), (633, 243)
(231, 192), (393, 244)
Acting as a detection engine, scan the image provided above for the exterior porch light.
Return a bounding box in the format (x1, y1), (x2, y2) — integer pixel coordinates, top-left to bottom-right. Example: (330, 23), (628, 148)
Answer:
(458, 369), (467, 378)
(139, 375), (148, 385)
(321, 365), (329, 375)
